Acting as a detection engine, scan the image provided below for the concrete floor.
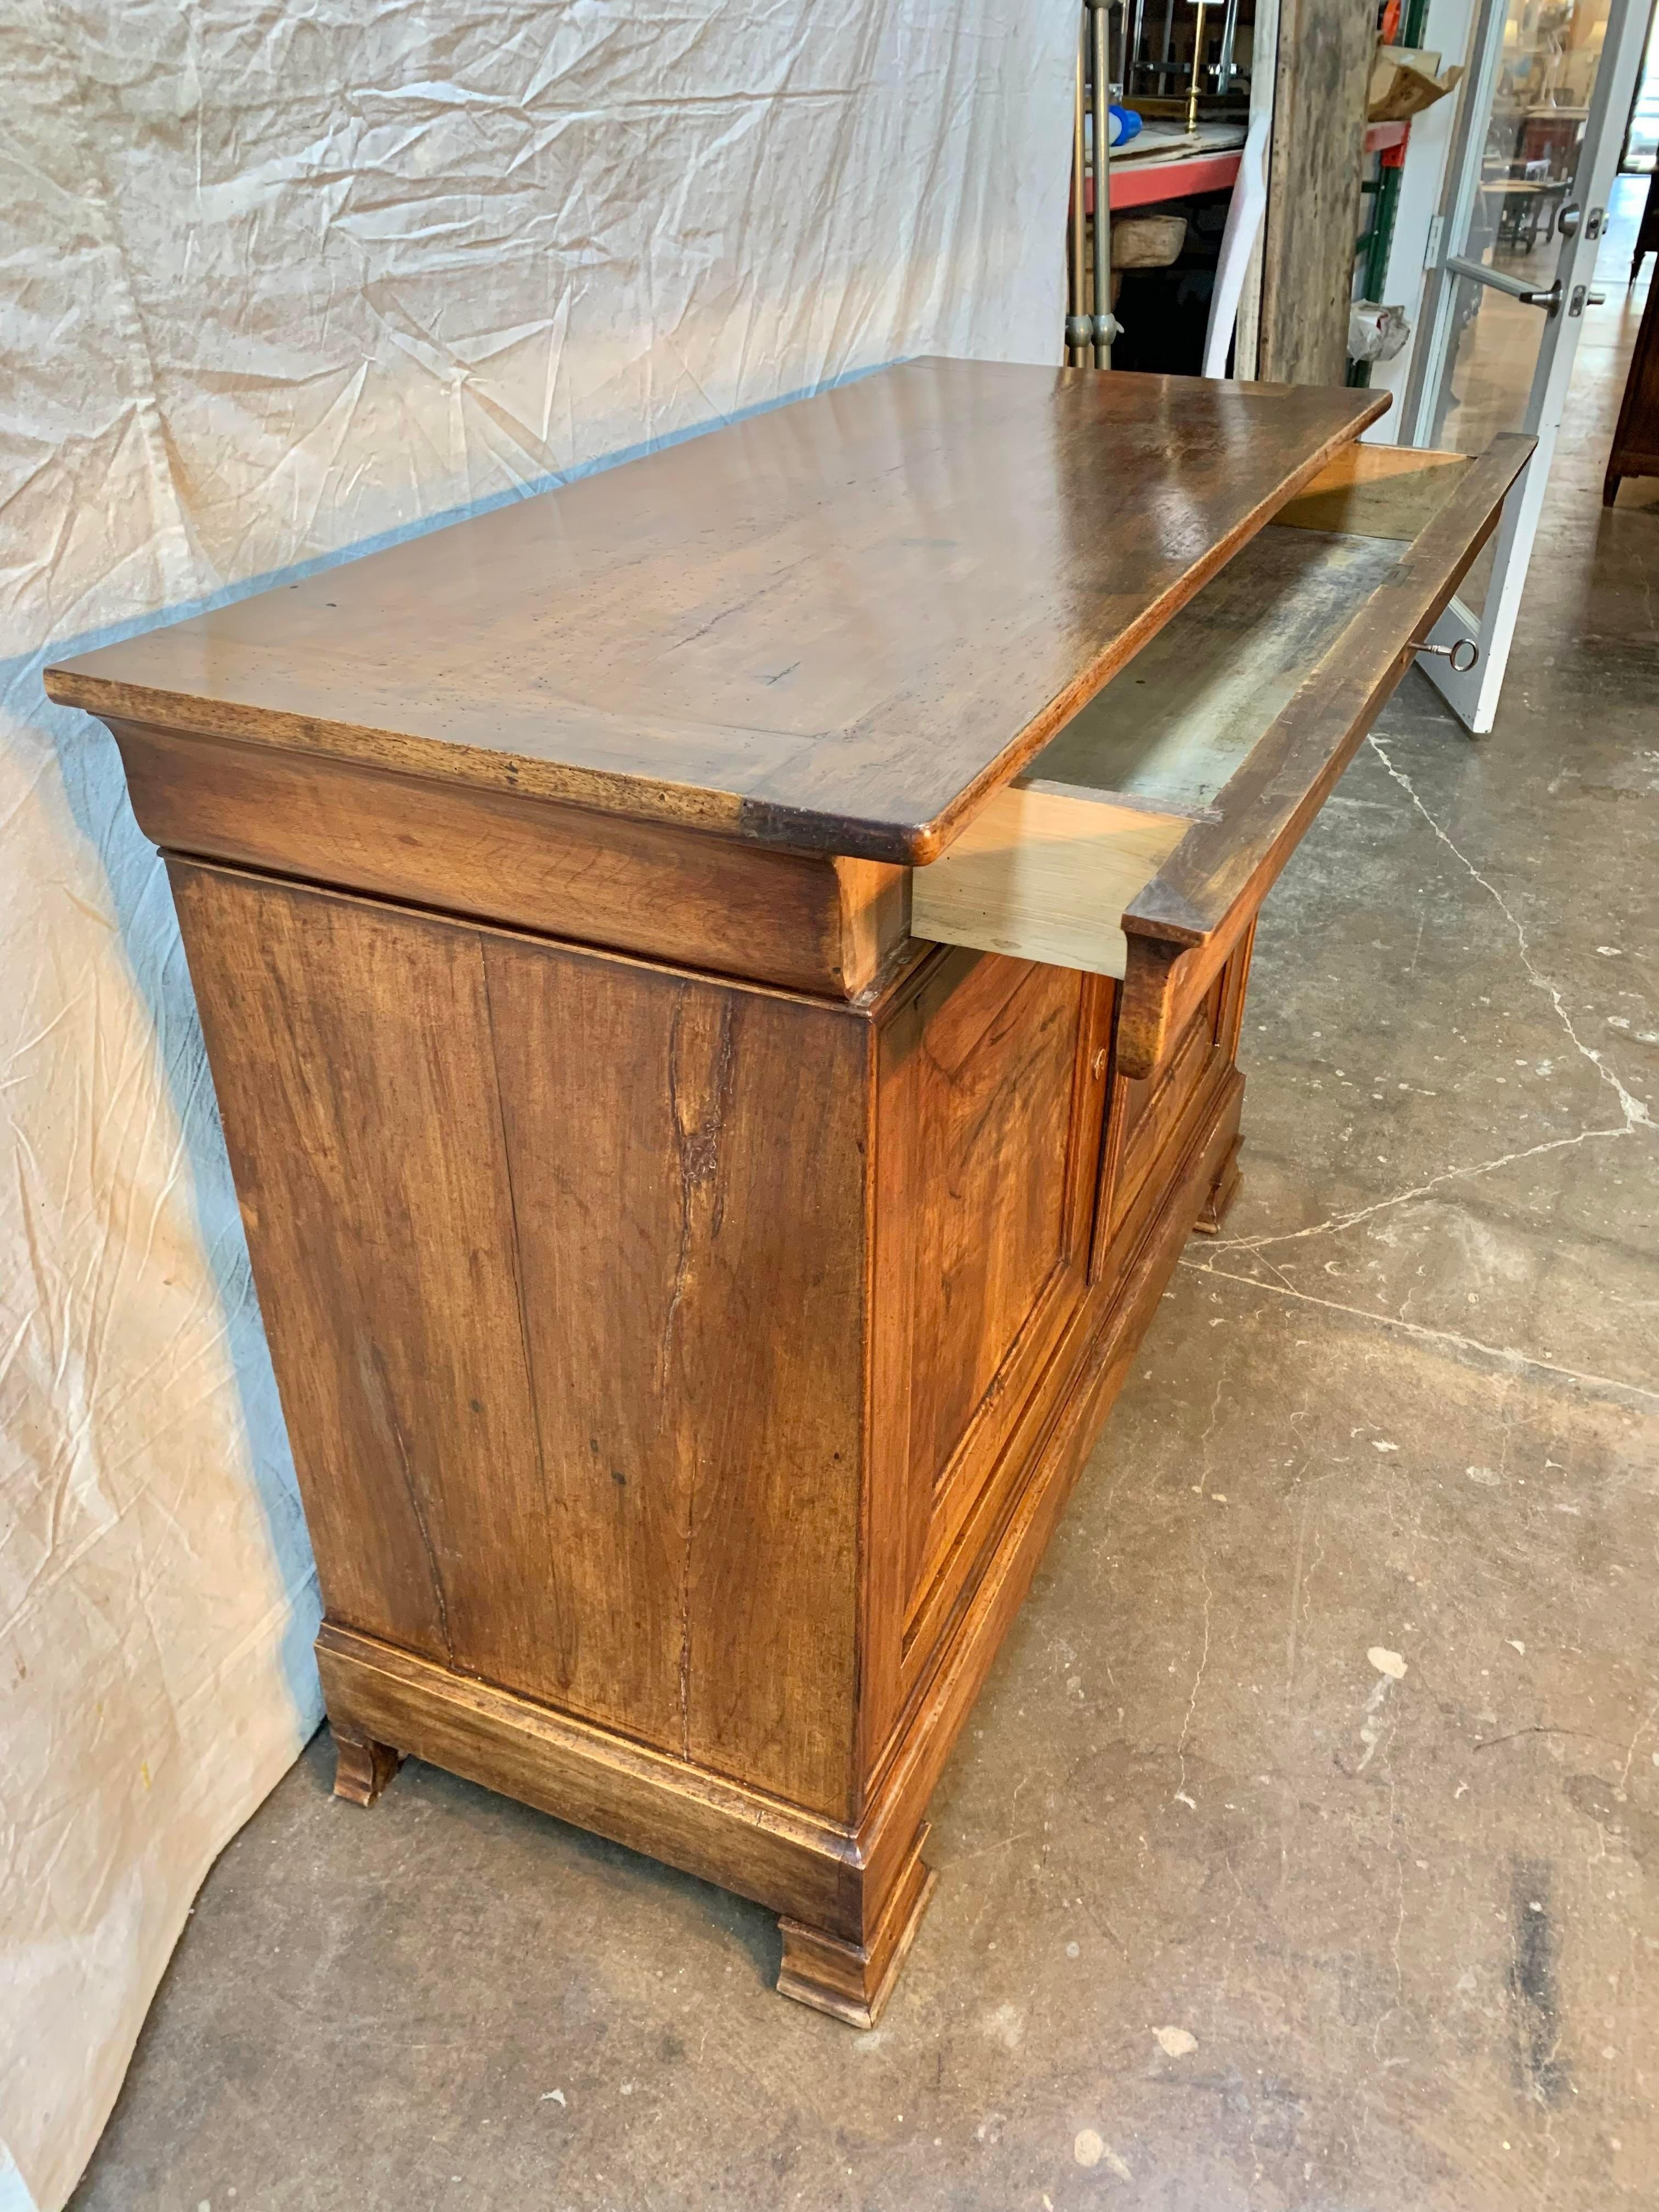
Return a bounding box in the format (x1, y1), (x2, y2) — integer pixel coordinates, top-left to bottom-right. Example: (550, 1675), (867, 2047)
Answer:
(75, 200), (1657, 2212)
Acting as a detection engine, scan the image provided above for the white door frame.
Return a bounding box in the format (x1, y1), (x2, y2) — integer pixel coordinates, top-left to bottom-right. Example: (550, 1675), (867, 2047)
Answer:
(1402, 0), (1650, 732)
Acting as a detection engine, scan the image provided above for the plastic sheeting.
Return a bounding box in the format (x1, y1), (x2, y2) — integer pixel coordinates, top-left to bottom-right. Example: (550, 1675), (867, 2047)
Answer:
(0, 4), (1073, 2204)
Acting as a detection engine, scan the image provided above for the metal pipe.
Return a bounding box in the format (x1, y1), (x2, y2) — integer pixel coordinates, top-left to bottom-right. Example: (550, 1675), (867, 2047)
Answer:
(1186, 0), (1209, 132)
(1091, 0), (1114, 366)
(1067, 12), (1090, 363)
(1126, 0), (1147, 99)
(1215, 0), (1241, 97)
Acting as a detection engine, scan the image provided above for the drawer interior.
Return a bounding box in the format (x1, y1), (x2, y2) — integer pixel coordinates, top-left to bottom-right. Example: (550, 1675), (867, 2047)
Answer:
(911, 444), (1476, 984)
(1028, 524), (1403, 817)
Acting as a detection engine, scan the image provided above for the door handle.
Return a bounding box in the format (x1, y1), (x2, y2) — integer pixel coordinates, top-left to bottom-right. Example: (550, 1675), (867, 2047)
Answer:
(1556, 202), (1581, 237)
(1444, 257), (1561, 311)
(1411, 637), (1480, 672)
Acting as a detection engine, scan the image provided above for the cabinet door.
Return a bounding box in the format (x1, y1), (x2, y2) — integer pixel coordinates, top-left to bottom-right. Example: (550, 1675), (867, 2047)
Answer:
(866, 946), (1113, 1740)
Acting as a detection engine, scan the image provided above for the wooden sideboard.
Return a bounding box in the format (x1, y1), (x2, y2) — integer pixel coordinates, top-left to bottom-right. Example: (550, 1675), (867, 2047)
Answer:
(47, 364), (1530, 2027)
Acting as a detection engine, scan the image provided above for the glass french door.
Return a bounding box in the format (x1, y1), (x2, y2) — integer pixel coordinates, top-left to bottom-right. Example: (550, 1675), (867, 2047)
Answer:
(1403, 0), (1650, 731)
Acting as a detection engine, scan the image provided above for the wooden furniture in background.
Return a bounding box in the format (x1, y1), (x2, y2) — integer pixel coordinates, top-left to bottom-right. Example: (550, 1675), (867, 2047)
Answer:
(1605, 261), (1659, 504)
(47, 363), (1530, 2028)
(1632, 167), (1659, 284)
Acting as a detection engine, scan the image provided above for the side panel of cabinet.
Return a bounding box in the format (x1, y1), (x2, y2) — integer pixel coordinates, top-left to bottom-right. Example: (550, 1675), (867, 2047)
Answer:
(862, 947), (1113, 1774)
(481, 929), (871, 1814)
(170, 860), (870, 1821)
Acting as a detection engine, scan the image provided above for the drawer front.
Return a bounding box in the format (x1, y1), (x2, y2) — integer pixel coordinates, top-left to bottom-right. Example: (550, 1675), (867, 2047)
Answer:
(906, 436), (1534, 1074)
(1093, 927), (1253, 1274)
(1104, 972), (1226, 1235)
(109, 720), (907, 1001)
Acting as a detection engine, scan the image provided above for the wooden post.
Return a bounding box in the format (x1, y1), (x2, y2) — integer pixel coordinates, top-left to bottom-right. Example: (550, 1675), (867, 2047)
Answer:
(1257, 0), (1375, 384)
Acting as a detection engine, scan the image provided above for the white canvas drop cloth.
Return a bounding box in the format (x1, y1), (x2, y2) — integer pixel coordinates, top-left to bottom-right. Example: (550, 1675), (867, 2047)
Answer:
(0, 4), (1074, 2204)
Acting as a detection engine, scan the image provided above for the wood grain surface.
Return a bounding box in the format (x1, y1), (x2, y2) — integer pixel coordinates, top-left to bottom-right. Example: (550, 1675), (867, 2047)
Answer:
(910, 786), (1188, 980)
(1025, 526), (1406, 811)
(1605, 273), (1659, 503)
(481, 929), (870, 1812)
(860, 947), (1113, 1769)
(1126, 436), (1534, 946)
(1272, 442), (1472, 539)
(881, 955), (1101, 1615)
(47, 360), (1383, 863)
(1111, 434), (1533, 1077)
(171, 864), (554, 1684)
(91, 374), (1530, 2022)
(115, 721), (908, 1000)
(1259, 0), (1377, 385)
(173, 861), (870, 1819)
(317, 1622), (866, 1933)
(853, 1066), (1248, 1892)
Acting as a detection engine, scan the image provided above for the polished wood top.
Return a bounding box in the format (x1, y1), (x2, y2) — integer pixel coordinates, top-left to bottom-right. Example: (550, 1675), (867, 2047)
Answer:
(47, 359), (1384, 864)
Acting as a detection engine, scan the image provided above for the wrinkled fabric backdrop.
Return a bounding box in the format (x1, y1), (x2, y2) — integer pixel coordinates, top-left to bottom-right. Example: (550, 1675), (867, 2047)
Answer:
(0, 3), (1074, 2204)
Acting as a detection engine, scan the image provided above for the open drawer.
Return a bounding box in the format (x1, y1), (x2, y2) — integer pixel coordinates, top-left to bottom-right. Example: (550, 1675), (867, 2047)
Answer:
(911, 435), (1533, 1080)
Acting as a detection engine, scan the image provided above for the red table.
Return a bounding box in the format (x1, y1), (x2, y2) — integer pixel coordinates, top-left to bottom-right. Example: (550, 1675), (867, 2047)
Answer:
(1086, 118), (1408, 213)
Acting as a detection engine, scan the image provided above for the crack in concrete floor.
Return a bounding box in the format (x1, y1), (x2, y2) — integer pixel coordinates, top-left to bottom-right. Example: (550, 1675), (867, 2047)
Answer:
(1364, 727), (1654, 1135)
(1207, 723), (1651, 1271)
(1181, 1255), (1659, 1410)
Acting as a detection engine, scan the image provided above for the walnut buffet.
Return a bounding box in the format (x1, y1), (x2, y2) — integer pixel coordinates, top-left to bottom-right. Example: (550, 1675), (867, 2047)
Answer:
(47, 362), (1530, 2027)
